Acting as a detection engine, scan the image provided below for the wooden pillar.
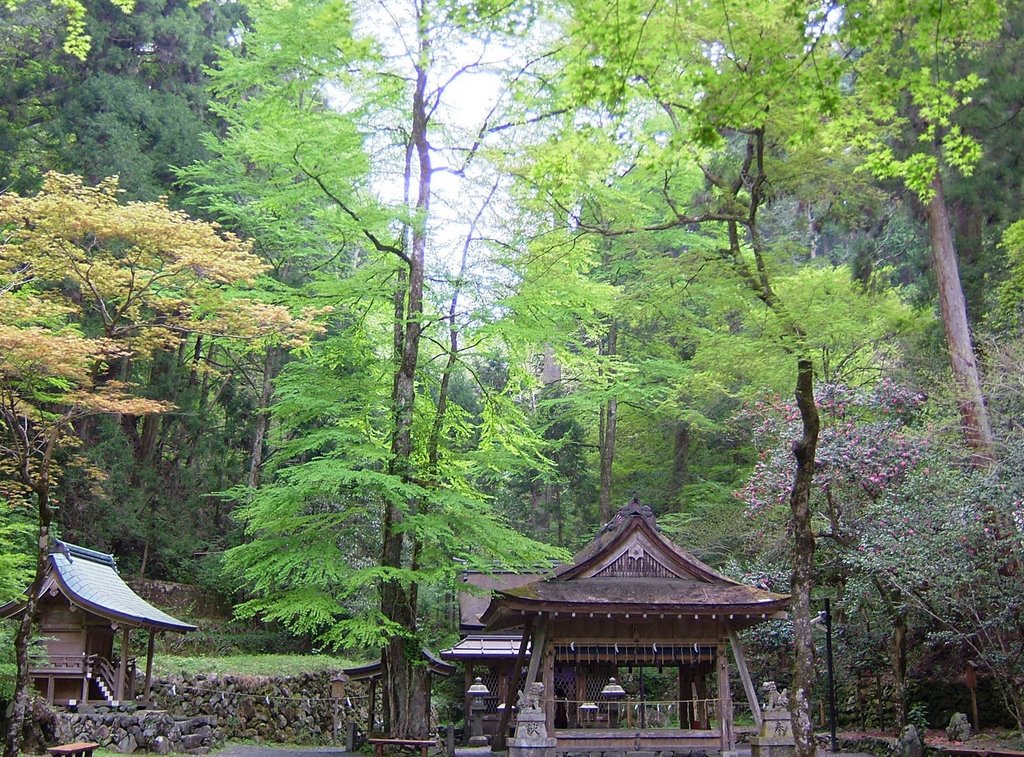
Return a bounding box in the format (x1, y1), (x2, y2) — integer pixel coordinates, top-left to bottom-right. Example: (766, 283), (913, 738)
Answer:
(695, 662), (709, 727)
(678, 665), (691, 728)
(493, 615), (534, 752)
(542, 635), (556, 733)
(716, 642), (734, 754)
(143, 630), (157, 706)
(116, 625), (130, 702)
(727, 628), (762, 729)
(523, 614), (548, 690)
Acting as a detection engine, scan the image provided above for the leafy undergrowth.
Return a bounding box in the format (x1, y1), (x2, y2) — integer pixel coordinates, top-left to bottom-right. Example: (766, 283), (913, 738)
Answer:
(837, 729), (1024, 752)
(927, 728), (1024, 750)
(154, 653), (358, 678)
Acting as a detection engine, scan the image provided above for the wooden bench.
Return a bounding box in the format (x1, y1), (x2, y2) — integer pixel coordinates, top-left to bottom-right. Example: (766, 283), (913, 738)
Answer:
(368, 737), (438, 757)
(47, 743), (100, 757)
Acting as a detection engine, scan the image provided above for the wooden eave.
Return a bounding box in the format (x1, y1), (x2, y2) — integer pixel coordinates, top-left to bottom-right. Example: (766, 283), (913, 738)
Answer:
(480, 589), (789, 631)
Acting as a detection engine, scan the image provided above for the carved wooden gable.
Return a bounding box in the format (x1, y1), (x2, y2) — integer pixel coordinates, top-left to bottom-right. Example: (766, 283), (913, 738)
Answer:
(585, 531), (702, 581)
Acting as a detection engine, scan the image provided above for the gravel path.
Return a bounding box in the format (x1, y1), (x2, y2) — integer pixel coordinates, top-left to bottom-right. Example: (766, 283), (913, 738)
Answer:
(213, 747), (354, 756)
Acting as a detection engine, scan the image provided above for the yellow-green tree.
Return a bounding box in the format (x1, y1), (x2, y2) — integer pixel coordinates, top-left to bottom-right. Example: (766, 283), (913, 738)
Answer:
(0, 172), (302, 757)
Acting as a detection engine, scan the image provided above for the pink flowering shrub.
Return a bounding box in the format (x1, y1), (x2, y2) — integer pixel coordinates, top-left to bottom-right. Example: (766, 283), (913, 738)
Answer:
(738, 380), (927, 544)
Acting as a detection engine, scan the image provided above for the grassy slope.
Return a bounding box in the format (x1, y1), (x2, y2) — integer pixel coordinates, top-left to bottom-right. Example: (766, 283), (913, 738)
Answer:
(153, 654), (360, 678)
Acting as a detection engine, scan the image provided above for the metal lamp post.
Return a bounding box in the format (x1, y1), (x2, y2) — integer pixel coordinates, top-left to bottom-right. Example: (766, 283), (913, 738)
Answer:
(467, 677), (491, 746)
(812, 599), (838, 752)
(824, 599), (838, 753)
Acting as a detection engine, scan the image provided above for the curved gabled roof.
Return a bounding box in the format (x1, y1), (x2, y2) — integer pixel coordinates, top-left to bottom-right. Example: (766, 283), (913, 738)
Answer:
(343, 648), (455, 681)
(551, 499), (737, 583)
(39, 541), (196, 632)
(480, 499), (789, 630)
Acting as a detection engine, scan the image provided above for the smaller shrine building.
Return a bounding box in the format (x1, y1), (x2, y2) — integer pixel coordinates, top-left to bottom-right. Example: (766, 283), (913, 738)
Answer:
(0, 541), (196, 707)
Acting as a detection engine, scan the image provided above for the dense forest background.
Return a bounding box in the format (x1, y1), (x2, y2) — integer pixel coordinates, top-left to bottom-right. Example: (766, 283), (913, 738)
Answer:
(3, 0), (1024, 744)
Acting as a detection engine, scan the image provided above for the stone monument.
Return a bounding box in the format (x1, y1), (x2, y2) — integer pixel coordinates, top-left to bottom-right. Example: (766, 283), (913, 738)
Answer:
(508, 682), (556, 757)
(946, 712), (971, 742)
(750, 682), (796, 757)
(898, 725), (924, 757)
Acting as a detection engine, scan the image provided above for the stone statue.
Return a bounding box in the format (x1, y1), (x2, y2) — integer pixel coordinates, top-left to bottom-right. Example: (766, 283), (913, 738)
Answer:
(751, 681), (796, 757)
(762, 681), (789, 711)
(516, 682), (544, 712)
(509, 681), (555, 757)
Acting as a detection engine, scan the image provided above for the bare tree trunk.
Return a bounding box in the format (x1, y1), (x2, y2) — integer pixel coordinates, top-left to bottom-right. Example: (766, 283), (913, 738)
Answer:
(893, 612), (908, 728)
(952, 199), (985, 322)
(598, 320), (618, 523)
(248, 346), (281, 489)
(5, 432), (58, 757)
(669, 423), (691, 501)
(380, 41), (430, 738)
(789, 358), (820, 757)
(927, 174), (995, 467)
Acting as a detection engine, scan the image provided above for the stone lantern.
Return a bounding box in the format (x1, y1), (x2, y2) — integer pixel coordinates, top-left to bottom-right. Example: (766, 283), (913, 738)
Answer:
(467, 677), (491, 746)
(578, 701), (598, 728)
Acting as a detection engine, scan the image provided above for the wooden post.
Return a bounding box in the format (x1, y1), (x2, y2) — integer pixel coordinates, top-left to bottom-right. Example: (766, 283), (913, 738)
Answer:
(143, 630), (156, 706)
(966, 663), (979, 732)
(716, 642), (734, 754)
(116, 626), (129, 703)
(542, 634), (556, 734)
(727, 628), (762, 729)
(695, 663), (709, 727)
(493, 615), (534, 751)
(523, 614), (548, 691)
(81, 659), (89, 704)
(679, 665), (691, 727)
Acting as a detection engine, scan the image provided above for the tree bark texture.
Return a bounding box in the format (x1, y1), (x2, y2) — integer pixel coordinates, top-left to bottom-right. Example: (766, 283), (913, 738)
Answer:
(893, 612), (908, 727)
(248, 345), (282, 490)
(598, 320), (618, 524)
(788, 358), (820, 757)
(5, 433), (57, 757)
(927, 174), (995, 466)
(380, 50), (431, 739)
(669, 423), (691, 501)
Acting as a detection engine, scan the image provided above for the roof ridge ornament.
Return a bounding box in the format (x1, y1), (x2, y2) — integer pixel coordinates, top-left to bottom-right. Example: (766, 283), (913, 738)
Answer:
(599, 496), (656, 535)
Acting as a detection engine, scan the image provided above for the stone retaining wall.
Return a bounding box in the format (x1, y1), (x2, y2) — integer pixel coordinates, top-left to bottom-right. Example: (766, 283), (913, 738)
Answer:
(55, 671), (368, 753)
(127, 580), (231, 620)
(148, 671), (368, 745)
(56, 712), (220, 754)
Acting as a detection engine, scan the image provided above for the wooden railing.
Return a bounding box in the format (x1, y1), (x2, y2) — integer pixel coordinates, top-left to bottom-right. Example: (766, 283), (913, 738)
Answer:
(30, 654), (90, 675)
(555, 697), (720, 730)
(29, 653), (139, 704)
(92, 656), (116, 696)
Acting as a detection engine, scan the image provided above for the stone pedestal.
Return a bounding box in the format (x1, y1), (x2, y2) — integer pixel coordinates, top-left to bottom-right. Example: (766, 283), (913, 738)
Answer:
(508, 683), (556, 757)
(750, 683), (796, 757)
